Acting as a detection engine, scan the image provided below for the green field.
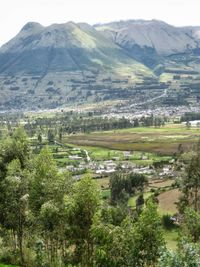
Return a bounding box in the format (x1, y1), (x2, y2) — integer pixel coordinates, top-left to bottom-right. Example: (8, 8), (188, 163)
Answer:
(164, 230), (179, 250)
(128, 188), (180, 250)
(128, 192), (153, 207)
(64, 124), (200, 155)
(0, 265), (20, 267)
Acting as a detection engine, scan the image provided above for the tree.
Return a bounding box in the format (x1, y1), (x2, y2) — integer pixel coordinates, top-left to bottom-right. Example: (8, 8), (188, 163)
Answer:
(178, 143), (184, 155)
(37, 133), (42, 144)
(58, 128), (62, 141)
(133, 200), (165, 266)
(110, 172), (148, 205)
(0, 128), (30, 265)
(136, 194), (144, 213)
(110, 172), (131, 204)
(92, 200), (165, 267)
(70, 175), (100, 266)
(129, 173), (148, 194)
(0, 127), (30, 181)
(186, 120), (191, 129)
(1, 160), (30, 265)
(92, 216), (131, 267)
(158, 241), (200, 267)
(47, 129), (54, 143)
(180, 147), (200, 211)
(29, 146), (59, 215)
(181, 208), (200, 243)
(29, 146), (74, 265)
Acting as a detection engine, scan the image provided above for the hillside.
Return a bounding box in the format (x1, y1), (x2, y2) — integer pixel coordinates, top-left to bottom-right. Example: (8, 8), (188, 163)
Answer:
(95, 20), (200, 67)
(0, 19), (200, 110)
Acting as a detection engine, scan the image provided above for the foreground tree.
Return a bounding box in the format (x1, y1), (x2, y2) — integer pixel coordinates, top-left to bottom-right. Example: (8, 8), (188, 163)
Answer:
(133, 200), (165, 266)
(92, 216), (131, 267)
(181, 208), (200, 243)
(179, 145), (200, 212)
(1, 160), (30, 265)
(158, 241), (200, 267)
(0, 127), (30, 181)
(69, 175), (100, 266)
(0, 128), (30, 266)
(92, 200), (164, 267)
(29, 146), (59, 215)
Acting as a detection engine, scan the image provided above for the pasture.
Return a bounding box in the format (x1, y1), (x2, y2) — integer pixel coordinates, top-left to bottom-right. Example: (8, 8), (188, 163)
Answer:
(64, 124), (200, 155)
(158, 189), (181, 215)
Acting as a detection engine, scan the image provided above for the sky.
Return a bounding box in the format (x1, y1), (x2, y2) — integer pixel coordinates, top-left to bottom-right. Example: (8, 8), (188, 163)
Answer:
(0, 0), (200, 46)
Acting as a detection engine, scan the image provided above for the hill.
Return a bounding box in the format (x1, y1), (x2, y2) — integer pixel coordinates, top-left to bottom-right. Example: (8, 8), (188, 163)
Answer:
(0, 19), (200, 110)
(95, 20), (200, 67)
(0, 21), (154, 110)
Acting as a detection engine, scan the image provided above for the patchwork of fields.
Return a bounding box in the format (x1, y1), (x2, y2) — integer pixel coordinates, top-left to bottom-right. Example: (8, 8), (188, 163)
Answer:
(65, 124), (200, 155)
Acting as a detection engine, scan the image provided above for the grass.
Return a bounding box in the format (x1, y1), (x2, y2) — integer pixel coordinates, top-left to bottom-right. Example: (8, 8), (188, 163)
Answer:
(77, 146), (124, 161)
(128, 192), (152, 207)
(101, 189), (111, 199)
(69, 145), (171, 163)
(164, 229), (179, 250)
(128, 186), (180, 215)
(159, 73), (175, 83)
(64, 124), (200, 156)
(96, 177), (110, 189)
(149, 179), (174, 188)
(0, 265), (20, 267)
(158, 189), (181, 215)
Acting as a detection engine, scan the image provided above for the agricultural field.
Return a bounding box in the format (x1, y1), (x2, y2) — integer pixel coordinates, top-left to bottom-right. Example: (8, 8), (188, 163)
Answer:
(158, 189), (181, 215)
(127, 181), (180, 214)
(97, 176), (180, 216)
(97, 175), (181, 249)
(64, 124), (200, 155)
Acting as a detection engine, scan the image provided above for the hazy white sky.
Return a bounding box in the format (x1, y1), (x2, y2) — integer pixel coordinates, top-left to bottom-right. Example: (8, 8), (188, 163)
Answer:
(0, 0), (200, 46)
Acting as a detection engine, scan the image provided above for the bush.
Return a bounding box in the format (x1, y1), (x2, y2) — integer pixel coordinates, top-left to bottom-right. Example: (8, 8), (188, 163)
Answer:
(0, 247), (20, 265)
(150, 188), (156, 193)
(154, 189), (160, 197)
(162, 214), (175, 230)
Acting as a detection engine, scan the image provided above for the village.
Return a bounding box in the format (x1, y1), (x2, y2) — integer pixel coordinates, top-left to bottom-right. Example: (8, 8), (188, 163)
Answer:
(54, 143), (176, 181)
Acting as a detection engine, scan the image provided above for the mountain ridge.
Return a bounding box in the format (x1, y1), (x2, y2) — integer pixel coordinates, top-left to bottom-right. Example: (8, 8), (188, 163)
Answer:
(0, 19), (200, 110)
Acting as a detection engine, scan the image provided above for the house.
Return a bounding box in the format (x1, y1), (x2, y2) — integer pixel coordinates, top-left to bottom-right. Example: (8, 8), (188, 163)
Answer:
(141, 155), (148, 160)
(69, 155), (82, 160)
(123, 151), (131, 159)
(182, 120), (200, 127)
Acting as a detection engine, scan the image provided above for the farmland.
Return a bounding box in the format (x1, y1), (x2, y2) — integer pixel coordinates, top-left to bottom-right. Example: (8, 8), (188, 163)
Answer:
(64, 124), (200, 155)
(158, 189), (181, 215)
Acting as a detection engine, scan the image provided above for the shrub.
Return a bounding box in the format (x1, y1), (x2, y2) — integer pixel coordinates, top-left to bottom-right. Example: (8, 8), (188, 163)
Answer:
(162, 214), (175, 230)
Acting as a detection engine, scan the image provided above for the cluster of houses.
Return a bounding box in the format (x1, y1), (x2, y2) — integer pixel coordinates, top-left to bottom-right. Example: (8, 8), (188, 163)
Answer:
(100, 104), (200, 122)
(64, 147), (175, 179)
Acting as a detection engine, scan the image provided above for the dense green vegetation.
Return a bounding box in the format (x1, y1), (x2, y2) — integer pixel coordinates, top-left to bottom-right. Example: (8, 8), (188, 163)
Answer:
(0, 128), (163, 266)
(0, 126), (199, 266)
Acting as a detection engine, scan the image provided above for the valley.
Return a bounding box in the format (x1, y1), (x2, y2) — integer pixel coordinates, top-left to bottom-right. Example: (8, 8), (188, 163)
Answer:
(1, 17), (200, 267)
(0, 20), (200, 110)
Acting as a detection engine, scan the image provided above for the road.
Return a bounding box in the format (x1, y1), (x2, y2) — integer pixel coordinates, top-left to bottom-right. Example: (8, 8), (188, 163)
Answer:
(130, 89), (168, 108)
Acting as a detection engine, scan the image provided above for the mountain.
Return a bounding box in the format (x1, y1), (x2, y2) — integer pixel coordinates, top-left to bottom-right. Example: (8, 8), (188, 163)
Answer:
(0, 21), (153, 110)
(95, 20), (200, 67)
(96, 20), (198, 55)
(0, 19), (200, 111)
(0, 21), (151, 75)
